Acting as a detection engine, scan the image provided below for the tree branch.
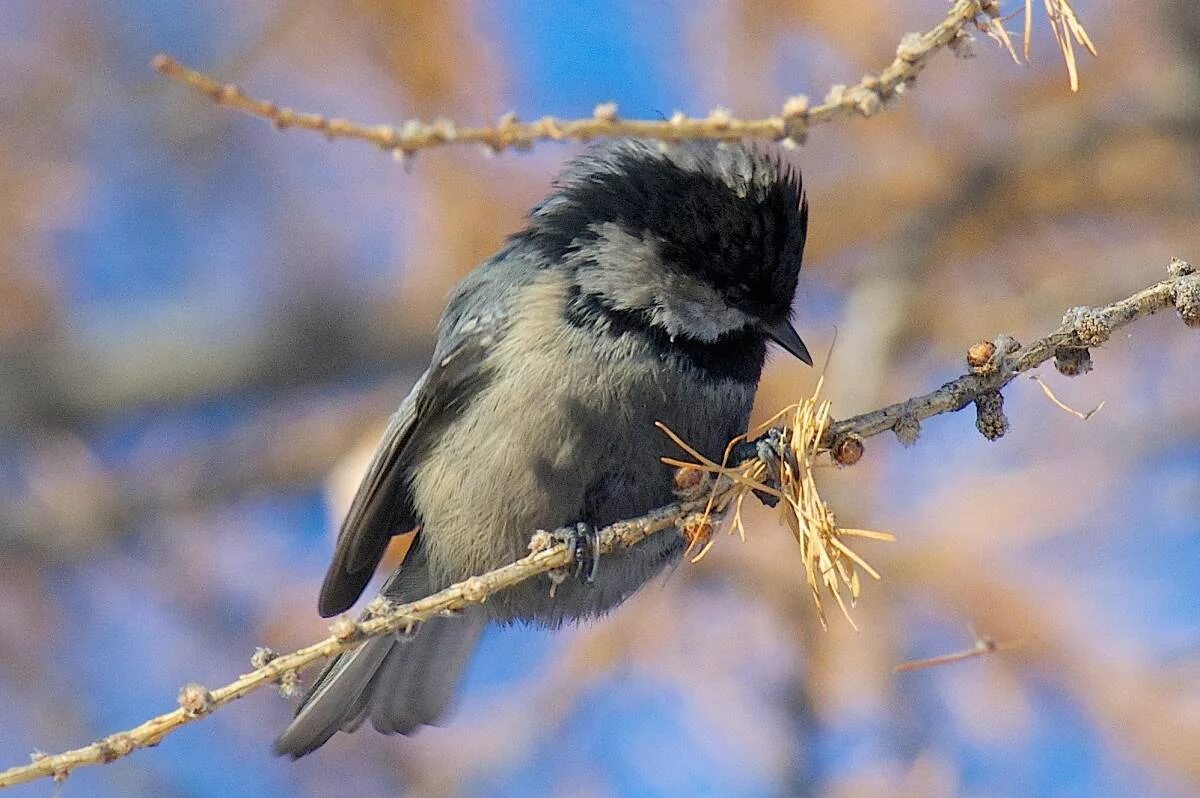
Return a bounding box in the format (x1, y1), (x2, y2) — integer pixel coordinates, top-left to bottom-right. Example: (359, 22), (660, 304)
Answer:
(825, 259), (1199, 449)
(1, 259), (1194, 789)
(151, 0), (996, 156)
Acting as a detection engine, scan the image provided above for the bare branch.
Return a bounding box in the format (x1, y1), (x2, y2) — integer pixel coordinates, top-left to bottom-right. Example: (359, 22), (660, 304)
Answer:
(151, 0), (994, 156)
(1, 259), (1194, 789)
(824, 260), (1199, 449)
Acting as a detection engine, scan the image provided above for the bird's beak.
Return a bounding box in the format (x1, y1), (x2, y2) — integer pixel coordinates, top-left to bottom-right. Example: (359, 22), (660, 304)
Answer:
(764, 318), (813, 366)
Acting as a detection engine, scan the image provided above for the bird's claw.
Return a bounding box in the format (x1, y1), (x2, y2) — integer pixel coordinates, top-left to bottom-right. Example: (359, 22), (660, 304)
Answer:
(552, 522), (599, 584)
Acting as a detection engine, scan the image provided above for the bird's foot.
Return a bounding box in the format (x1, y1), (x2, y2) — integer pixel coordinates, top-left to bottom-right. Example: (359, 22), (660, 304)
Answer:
(551, 522), (599, 584)
(731, 431), (784, 508)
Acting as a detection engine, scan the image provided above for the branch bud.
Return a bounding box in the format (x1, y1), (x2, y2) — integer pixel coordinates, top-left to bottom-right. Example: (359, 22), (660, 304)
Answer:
(975, 391), (1009, 441)
(706, 106), (733, 129)
(329, 616), (359, 642)
(672, 466), (708, 499)
(896, 32), (925, 63)
(592, 102), (619, 122)
(1064, 306), (1110, 346)
(461, 577), (489, 604)
(967, 340), (996, 370)
(1167, 257), (1195, 277)
(893, 415), (921, 447)
(782, 95), (810, 119)
(98, 734), (135, 762)
(250, 647), (278, 669)
(1054, 347), (1093, 376)
(178, 683), (213, 717)
(1174, 275), (1200, 328)
(832, 434), (864, 466)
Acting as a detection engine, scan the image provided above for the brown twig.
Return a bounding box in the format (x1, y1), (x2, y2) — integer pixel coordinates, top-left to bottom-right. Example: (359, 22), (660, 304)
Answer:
(1, 259), (1195, 789)
(893, 627), (1024, 673)
(1028, 374), (1105, 420)
(824, 260), (1199, 449)
(152, 0), (993, 156)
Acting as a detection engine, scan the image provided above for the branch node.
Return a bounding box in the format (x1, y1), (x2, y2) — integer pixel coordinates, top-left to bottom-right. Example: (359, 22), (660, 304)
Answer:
(782, 94), (810, 119)
(177, 683), (213, 717)
(707, 106), (734, 129)
(974, 391), (1009, 441)
(855, 87), (883, 117)
(969, 335), (1018, 375)
(780, 94), (810, 143)
(249, 646), (278, 669)
(527, 529), (554, 554)
(1174, 275), (1200, 328)
(993, 334), (1023, 356)
(329, 616), (359, 642)
(824, 84), (849, 107)
(949, 30), (977, 58)
(278, 670), (301, 698)
(967, 340), (997, 371)
(364, 596), (393, 617)
(461, 577), (489, 604)
(98, 734), (135, 763)
(679, 513), (716, 560)
(1064, 306), (1111, 346)
(1167, 257), (1195, 277)
(672, 465), (710, 500)
(896, 32), (925, 63)
(592, 102), (619, 123)
(893, 414), (922, 447)
(831, 433), (865, 466)
(1054, 346), (1093, 376)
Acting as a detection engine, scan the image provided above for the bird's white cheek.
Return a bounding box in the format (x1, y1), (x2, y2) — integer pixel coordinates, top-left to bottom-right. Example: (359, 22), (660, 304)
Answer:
(656, 297), (750, 342)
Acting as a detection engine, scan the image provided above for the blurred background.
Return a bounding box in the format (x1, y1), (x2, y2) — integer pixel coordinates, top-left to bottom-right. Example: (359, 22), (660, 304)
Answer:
(2, 1), (1198, 795)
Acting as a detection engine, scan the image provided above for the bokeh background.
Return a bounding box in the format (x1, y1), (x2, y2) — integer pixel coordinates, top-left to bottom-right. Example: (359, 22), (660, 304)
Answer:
(2, 1), (1199, 796)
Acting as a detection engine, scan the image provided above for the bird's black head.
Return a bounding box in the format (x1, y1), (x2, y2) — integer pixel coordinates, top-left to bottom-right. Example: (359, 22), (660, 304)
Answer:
(514, 139), (811, 365)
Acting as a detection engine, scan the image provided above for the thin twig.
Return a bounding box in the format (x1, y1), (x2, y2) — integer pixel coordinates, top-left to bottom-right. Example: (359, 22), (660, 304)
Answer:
(824, 262), (1198, 447)
(1, 260), (1195, 789)
(1029, 374), (1105, 420)
(152, 0), (993, 156)
(893, 631), (1023, 673)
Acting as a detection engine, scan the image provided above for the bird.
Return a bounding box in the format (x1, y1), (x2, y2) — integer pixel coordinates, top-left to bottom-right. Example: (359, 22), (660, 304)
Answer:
(274, 139), (812, 757)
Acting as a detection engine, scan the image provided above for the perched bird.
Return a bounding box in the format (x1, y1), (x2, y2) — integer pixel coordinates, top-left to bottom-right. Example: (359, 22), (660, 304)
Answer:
(275, 139), (812, 757)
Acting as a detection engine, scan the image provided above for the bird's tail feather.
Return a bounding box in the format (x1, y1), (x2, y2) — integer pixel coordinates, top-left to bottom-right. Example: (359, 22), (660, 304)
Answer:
(273, 611), (486, 757)
(276, 537), (486, 758)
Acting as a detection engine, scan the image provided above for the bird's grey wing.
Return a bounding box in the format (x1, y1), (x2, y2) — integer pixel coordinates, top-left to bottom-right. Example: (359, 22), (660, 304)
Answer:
(317, 306), (510, 617)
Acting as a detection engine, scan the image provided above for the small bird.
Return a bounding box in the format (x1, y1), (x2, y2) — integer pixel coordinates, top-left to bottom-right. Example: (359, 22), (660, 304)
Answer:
(274, 139), (812, 757)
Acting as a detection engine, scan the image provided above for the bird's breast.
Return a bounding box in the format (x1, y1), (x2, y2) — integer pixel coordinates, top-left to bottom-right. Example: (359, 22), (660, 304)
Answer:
(411, 274), (758, 608)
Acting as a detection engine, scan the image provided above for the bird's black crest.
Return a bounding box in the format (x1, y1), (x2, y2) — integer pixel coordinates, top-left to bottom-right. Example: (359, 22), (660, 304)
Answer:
(511, 140), (808, 325)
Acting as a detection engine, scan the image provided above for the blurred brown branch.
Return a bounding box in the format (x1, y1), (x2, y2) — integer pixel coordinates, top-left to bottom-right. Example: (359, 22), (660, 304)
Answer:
(152, 0), (996, 156)
(2, 258), (1195, 789)
(0, 378), (411, 560)
(893, 631), (1021, 673)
